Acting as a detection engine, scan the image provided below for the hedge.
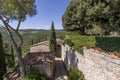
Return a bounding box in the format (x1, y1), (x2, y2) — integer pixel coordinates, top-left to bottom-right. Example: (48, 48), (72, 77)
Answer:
(64, 35), (120, 54)
(96, 37), (120, 52)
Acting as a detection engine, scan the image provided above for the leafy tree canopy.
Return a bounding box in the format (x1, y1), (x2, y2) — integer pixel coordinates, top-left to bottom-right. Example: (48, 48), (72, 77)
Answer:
(62, 0), (120, 34)
(0, 0), (37, 22)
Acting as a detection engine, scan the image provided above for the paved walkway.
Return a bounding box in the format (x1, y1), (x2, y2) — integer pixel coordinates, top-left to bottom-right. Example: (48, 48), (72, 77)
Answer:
(53, 58), (68, 80)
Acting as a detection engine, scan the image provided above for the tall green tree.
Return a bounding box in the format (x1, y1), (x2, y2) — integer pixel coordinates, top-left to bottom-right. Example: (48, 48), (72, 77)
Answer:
(0, 0), (37, 77)
(86, 0), (120, 32)
(49, 22), (57, 52)
(62, 0), (88, 35)
(0, 33), (6, 80)
(62, 0), (120, 34)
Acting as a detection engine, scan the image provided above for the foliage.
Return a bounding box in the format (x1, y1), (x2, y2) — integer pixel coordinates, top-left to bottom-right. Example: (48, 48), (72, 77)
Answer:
(64, 38), (74, 47)
(56, 32), (66, 40)
(0, 0), (37, 76)
(65, 35), (120, 54)
(86, 25), (103, 36)
(0, 28), (66, 56)
(68, 67), (85, 80)
(0, 0), (37, 21)
(67, 31), (81, 35)
(0, 32), (6, 80)
(86, 0), (120, 31)
(62, 0), (120, 34)
(49, 22), (57, 52)
(3, 43), (14, 72)
(10, 45), (15, 68)
(96, 37), (120, 52)
(22, 67), (46, 80)
(31, 39), (34, 45)
(65, 35), (96, 54)
(62, 0), (87, 34)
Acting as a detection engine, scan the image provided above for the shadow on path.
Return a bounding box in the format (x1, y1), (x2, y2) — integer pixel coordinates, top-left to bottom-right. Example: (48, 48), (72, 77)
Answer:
(53, 58), (68, 80)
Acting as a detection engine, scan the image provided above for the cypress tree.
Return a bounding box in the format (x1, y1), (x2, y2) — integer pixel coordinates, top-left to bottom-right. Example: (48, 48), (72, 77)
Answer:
(0, 33), (6, 80)
(49, 21), (57, 52)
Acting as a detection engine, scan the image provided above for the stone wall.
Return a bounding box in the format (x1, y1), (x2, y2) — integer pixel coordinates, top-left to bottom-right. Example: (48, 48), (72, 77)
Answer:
(61, 44), (120, 80)
(28, 41), (54, 78)
(32, 63), (54, 78)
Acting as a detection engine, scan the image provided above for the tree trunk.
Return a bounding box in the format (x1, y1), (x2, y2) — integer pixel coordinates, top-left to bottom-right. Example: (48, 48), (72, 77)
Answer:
(0, 15), (26, 77)
(5, 24), (26, 77)
(14, 46), (26, 77)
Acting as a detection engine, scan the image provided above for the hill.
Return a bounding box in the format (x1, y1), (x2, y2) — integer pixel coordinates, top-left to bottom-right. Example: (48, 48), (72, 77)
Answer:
(0, 27), (66, 55)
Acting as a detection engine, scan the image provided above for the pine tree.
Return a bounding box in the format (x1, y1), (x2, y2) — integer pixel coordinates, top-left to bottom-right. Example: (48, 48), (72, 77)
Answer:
(0, 0), (37, 76)
(0, 33), (6, 80)
(49, 22), (57, 52)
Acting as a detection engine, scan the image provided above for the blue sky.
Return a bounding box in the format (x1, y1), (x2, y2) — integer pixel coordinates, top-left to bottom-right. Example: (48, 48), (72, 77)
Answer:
(8, 0), (71, 29)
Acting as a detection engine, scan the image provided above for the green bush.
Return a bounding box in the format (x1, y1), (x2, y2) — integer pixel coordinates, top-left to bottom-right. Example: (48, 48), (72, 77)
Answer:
(22, 67), (46, 80)
(96, 37), (120, 52)
(68, 67), (85, 80)
(65, 36), (96, 54)
(64, 35), (120, 54)
(64, 38), (74, 47)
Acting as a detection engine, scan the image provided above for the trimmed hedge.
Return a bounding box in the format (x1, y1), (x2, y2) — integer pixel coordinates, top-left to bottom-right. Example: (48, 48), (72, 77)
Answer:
(96, 37), (120, 52)
(64, 35), (120, 54)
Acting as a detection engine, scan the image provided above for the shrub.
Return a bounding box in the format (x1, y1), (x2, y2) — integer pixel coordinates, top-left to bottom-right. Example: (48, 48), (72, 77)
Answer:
(68, 35), (96, 54)
(22, 67), (46, 80)
(68, 67), (85, 80)
(64, 38), (74, 47)
(96, 37), (120, 52)
(65, 35), (120, 54)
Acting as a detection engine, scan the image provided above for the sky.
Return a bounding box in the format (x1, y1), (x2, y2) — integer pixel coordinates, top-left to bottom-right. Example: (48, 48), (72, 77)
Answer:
(5, 0), (71, 29)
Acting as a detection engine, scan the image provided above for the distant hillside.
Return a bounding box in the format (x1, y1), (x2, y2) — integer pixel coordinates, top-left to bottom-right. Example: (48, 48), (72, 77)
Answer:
(0, 27), (66, 55)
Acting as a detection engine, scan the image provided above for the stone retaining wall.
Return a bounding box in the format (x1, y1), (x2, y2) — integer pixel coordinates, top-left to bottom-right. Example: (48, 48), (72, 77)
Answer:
(61, 44), (120, 80)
